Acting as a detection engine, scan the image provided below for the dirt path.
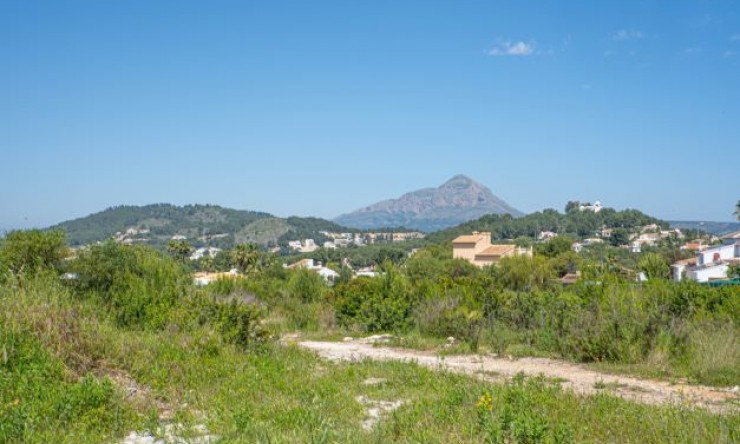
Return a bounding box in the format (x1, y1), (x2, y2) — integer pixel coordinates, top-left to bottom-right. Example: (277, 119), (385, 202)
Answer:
(294, 338), (738, 414)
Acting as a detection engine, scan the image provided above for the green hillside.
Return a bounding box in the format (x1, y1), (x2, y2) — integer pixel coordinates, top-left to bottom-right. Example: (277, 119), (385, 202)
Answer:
(49, 204), (356, 249)
(426, 207), (666, 244)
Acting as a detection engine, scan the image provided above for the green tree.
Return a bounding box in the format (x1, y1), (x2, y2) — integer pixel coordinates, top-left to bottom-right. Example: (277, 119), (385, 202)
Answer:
(608, 228), (631, 247)
(494, 255), (554, 292)
(728, 263), (740, 279)
(638, 252), (669, 280)
(564, 201), (581, 213)
(0, 229), (68, 275)
(166, 239), (193, 263)
(735, 200), (740, 221)
(232, 243), (259, 273)
(200, 255), (215, 272)
(535, 236), (575, 258)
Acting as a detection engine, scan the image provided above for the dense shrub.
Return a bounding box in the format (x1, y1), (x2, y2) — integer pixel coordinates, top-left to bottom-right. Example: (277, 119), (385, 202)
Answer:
(195, 298), (270, 349)
(67, 241), (191, 329)
(335, 264), (416, 332)
(0, 330), (134, 442)
(476, 375), (573, 444)
(0, 229), (68, 276)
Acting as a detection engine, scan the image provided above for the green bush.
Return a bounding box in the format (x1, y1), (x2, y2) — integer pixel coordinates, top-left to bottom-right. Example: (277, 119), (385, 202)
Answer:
(335, 264), (416, 332)
(288, 268), (326, 304)
(0, 229), (68, 276)
(68, 241), (191, 329)
(195, 298), (270, 349)
(476, 375), (573, 444)
(0, 330), (134, 442)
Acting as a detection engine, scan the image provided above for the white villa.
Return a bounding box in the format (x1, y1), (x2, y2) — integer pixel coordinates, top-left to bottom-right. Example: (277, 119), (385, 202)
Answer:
(672, 237), (740, 283)
(579, 201), (603, 213)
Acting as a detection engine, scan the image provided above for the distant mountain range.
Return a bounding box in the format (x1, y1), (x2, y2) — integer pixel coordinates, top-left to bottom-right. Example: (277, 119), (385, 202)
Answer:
(668, 221), (740, 236)
(334, 175), (523, 232)
(50, 204), (355, 248)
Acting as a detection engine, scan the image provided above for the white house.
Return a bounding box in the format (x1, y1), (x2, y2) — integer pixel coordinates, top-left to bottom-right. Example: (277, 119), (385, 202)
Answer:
(189, 247), (222, 261)
(285, 258), (339, 282)
(672, 242), (740, 283)
(579, 201), (602, 213)
(538, 231), (557, 241)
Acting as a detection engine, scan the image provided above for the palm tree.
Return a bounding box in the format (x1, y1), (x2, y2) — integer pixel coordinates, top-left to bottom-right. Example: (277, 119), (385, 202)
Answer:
(735, 200), (740, 221)
(167, 239), (193, 263)
(231, 243), (259, 273)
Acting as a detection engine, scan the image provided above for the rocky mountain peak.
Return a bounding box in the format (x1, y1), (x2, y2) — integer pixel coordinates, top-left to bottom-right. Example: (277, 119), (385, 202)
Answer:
(334, 175), (523, 232)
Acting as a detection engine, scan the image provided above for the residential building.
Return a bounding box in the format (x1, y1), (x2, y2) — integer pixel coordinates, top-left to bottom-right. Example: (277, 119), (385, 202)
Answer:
(681, 240), (707, 251)
(189, 247), (222, 261)
(537, 231), (557, 241)
(721, 231), (740, 246)
(287, 239), (319, 253)
(672, 242), (740, 283)
(285, 258), (339, 282)
(452, 231), (532, 267)
(578, 201), (602, 213)
(193, 268), (239, 286)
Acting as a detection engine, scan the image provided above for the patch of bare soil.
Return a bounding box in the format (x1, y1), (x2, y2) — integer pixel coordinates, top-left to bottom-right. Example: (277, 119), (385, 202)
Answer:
(295, 338), (738, 414)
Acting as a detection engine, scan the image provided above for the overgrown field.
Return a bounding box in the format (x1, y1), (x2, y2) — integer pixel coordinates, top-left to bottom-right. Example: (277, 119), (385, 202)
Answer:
(0, 231), (738, 442)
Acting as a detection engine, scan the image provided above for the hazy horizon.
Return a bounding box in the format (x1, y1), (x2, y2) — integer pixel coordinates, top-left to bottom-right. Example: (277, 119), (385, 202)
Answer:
(3, 172), (739, 231)
(2, 1), (739, 228)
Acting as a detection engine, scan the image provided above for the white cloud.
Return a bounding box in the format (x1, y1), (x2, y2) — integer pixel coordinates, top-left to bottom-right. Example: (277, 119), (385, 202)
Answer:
(613, 29), (644, 41)
(488, 41), (535, 56)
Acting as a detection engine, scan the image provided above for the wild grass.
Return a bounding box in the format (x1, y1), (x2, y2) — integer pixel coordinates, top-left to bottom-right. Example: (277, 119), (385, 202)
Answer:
(2, 274), (738, 443)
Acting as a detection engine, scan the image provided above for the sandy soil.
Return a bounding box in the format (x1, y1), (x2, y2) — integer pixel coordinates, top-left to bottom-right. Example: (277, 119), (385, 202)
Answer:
(294, 338), (738, 414)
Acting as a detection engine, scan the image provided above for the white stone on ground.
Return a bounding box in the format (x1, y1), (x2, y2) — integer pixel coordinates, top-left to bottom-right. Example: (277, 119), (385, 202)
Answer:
(121, 423), (218, 444)
(362, 377), (387, 386)
(356, 396), (404, 431)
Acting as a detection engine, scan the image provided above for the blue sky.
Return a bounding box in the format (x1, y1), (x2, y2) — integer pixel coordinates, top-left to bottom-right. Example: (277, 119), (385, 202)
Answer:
(1, 1), (739, 228)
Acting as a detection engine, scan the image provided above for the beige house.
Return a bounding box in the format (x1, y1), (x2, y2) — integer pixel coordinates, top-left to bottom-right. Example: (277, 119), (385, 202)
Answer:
(452, 231), (532, 267)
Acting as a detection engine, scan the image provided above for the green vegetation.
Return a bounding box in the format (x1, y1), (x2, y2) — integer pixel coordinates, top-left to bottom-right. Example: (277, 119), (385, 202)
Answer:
(0, 229), (68, 274)
(48, 204), (359, 249)
(428, 207), (664, 244)
(50, 204), (272, 247)
(1, 228), (738, 442)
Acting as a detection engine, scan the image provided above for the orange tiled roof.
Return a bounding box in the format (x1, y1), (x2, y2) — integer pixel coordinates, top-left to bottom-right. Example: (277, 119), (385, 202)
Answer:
(452, 234), (486, 244)
(476, 244), (515, 257)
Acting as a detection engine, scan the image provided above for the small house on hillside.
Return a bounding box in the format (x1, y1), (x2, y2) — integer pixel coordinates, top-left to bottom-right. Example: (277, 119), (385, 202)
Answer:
(285, 258), (339, 282)
(452, 231), (532, 267)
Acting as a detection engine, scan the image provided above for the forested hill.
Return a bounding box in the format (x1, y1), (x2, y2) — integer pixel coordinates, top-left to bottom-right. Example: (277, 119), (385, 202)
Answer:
(49, 204), (353, 248)
(426, 207), (666, 244)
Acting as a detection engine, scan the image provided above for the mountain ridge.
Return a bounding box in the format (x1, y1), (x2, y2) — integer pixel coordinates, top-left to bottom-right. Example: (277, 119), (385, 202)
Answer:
(334, 175), (523, 232)
(48, 203), (355, 248)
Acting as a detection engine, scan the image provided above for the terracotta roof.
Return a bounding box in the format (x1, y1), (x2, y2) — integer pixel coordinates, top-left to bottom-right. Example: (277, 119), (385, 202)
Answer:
(193, 271), (240, 281)
(287, 258), (314, 269)
(672, 258), (697, 266)
(452, 234), (486, 244)
(476, 245), (515, 257)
